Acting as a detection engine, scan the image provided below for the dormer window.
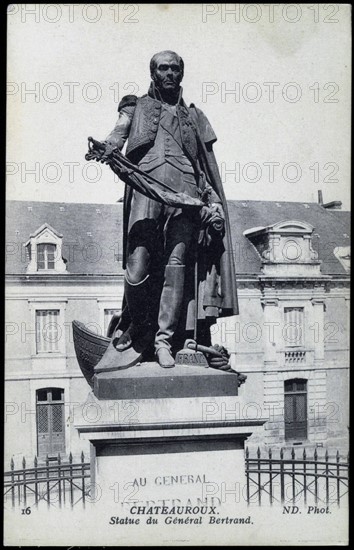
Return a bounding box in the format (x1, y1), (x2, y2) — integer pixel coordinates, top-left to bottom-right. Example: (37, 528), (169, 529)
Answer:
(333, 246), (350, 273)
(37, 243), (56, 270)
(244, 220), (321, 276)
(25, 223), (67, 274)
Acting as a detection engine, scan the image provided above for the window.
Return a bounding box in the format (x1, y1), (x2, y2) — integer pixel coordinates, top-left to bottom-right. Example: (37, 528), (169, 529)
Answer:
(36, 310), (60, 353)
(284, 379), (307, 441)
(333, 246), (350, 273)
(25, 223), (67, 274)
(104, 308), (121, 336)
(284, 307), (304, 347)
(36, 388), (65, 456)
(37, 243), (56, 270)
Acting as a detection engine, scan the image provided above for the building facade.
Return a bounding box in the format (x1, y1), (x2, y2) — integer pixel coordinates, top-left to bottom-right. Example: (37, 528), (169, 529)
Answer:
(5, 199), (350, 466)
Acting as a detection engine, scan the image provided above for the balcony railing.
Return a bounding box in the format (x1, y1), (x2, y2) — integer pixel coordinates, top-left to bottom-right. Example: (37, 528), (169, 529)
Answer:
(284, 349), (306, 364)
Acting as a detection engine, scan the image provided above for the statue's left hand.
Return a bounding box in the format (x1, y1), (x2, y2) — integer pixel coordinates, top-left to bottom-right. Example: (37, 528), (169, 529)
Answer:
(210, 202), (225, 220)
(199, 203), (225, 245)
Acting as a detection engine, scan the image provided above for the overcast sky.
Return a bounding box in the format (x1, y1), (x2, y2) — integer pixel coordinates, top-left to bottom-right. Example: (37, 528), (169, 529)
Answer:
(7, 3), (351, 208)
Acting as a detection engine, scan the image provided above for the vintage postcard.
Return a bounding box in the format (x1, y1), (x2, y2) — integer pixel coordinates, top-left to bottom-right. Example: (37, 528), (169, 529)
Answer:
(5, 3), (350, 546)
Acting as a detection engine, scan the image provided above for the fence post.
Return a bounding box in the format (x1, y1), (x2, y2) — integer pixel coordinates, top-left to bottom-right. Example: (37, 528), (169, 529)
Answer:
(245, 447), (249, 505)
(69, 452), (74, 507)
(303, 448), (307, 506)
(280, 448), (285, 504)
(257, 447), (261, 505)
(336, 450), (340, 506)
(314, 448), (318, 504)
(10, 458), (15, 508)
(58, 453), (62, 507)
(81, 451), (86, 507)
(34, 456), (38, 507)
(17, 459), (21, 506)
(22, 457), (26, 508)
(291, 447), (295, 504)
(325, 449), (329, 505)
(269, 448), (273, 505)
(46, 454), (50, 507)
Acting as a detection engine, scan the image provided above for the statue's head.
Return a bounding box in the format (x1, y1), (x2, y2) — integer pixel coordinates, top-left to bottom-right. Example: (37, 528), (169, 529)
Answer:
(150, 50), (184, 96)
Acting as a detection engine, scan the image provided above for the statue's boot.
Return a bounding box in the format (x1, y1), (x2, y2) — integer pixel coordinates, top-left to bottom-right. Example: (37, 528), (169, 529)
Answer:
(115, 275), (153, 351)
(155, 265), (185, 368)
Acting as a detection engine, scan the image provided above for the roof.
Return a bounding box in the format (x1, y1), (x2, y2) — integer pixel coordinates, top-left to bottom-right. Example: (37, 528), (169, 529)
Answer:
(6, 200), (351, 276)
(226, 200), (350, 275)
(6, 202), (124, 276)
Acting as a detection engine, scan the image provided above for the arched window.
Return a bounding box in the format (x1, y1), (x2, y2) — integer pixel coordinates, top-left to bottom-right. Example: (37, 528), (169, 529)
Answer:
(36, 388), (65, 456)
(284, 379), (307, 441)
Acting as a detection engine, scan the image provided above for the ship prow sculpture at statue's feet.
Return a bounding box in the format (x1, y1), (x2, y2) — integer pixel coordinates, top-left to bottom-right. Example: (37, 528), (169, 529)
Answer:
(72, 320), (246, 400)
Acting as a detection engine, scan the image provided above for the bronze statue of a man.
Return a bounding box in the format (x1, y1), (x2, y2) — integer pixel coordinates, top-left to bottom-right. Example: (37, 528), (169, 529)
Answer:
(95, 50), (238, 368)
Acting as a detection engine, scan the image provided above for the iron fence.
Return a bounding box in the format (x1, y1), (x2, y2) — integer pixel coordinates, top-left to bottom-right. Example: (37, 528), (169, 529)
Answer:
(4, 452), (90, 509)
(245, 447), (349, 507)
(5, 447), (349, 510)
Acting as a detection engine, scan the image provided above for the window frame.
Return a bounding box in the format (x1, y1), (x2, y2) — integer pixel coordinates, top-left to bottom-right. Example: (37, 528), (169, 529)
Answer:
(103, 307), (122, 337)
(35, 309), (60, 354)
(283, 306), (305, 349)
(97, 299), (123, 338)
(284, 378), (308, 441)
(36, 242), (57, 271)
(36, 387), (66, 457)
(28, 299), (67, 358)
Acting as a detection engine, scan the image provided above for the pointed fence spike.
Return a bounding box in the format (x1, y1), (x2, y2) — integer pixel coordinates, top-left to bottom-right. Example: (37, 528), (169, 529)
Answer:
(291, 447), (295, 459)
(325, 449), (329, 460)
(81, 451), (85, 462)
(280, 447), (284, 459)
(336, 449), (340, 461)
(257, 446), (261, 458)
(303, 448), (307, 460)
(34, 456), (38, 467)
(245, 447), (249, 458)
(269, 447), (272, 459)
(314, 448), (318, 460)
(69, 452), (73, 463)
(10, 457), (14, 470)
(58, 452), (61, 464)
(22, 456), (26, 468)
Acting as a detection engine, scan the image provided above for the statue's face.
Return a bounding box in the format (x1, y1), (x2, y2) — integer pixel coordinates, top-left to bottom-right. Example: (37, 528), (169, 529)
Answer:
(152, 52), (183, 94)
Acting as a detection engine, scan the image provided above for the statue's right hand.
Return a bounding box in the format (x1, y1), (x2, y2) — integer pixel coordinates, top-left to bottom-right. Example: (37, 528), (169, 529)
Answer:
(85, 137), (106, 162)
(87, 137), (118, 163)
(100, 141), (117, 162)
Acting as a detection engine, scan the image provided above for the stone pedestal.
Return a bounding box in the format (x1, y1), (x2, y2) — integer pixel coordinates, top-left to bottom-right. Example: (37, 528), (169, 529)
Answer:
(93, 361), (241, 400)
(75, 368), (265, 517)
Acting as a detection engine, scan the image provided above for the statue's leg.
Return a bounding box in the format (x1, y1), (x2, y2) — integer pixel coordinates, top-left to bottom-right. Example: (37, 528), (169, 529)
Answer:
(115, 272), (152, 351)
(115, 193), (161, 350)
(155, 212), (195, 367)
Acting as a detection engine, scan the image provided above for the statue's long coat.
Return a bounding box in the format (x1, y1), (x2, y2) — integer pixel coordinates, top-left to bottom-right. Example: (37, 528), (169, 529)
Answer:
(118, 90), (238, 339)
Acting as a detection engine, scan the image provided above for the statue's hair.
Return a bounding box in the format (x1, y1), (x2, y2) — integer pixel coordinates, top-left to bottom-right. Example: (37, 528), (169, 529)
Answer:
(150, 51), (184, 76)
